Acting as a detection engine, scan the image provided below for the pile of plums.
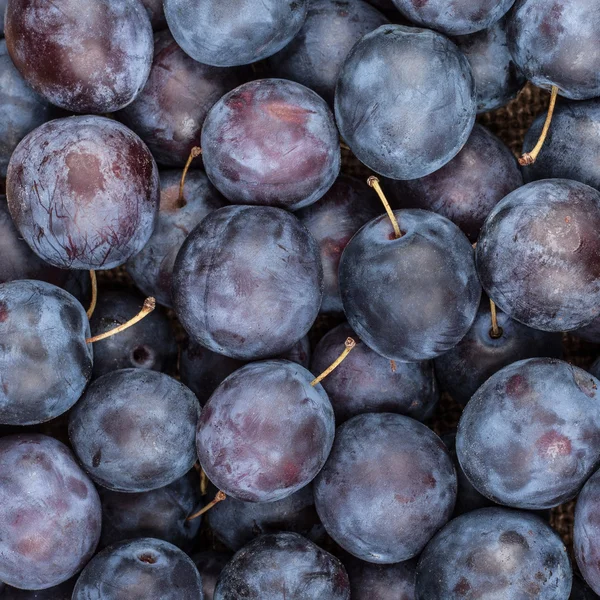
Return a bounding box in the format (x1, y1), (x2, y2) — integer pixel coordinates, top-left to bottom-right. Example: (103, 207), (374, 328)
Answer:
(1, 0), (600, 597)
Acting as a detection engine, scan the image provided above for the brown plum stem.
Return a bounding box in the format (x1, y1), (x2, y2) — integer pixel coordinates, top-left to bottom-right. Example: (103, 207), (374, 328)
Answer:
(178, 146), (202, 205)
(86, 297), (156, 343)
(187, 490), (226, 521)
(518, 86), (559, 166)
(340, 141), (350, 151)
(367, 176), (401, 239)
(86, 270), (97, 319)
(489, 299), (503, 339)
(311, 337), (356, 386)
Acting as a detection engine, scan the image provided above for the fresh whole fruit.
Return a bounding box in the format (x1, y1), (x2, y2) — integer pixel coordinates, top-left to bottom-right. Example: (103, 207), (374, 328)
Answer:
(344, 555), (417, 600)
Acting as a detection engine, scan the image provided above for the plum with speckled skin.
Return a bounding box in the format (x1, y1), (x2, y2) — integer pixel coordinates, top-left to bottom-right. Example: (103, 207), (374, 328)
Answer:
(192, 552), (231, 600)
(312, 322), (438, 423)
(198, 360), (334, 502)
(5, 0), (153, 113)
(72, 538), (203, 600)
(180, 336), (310, 406)
(1, 578), (75, 599)
(508, 0), (600, 100)
(118, 31), (246, 167)
(214, 533), (350, 600)
(0, 40), (53, 177)
(344, 555), (417, 600)
(388, 124), (522, 243)
(393, 0), (514, 34)
(457, 358), (600, 509)
(207, 483), (322, 551)
(416, 507), (572, 599)
(127, 170), (227, 307)
(0, 435), (101, 590)
(69, 369), (200, 492)
(335, 25), (476, 180)
(164, 0), (307, 67)
(140, 0), (166, 29)
(297, 175), (381, 313)
(89, 290), (177, 379)
(315, 413), (456, 563)
(267, 0), (388, 106)
(476, 179), (600, 331)
(98, 470), (202, 551)
(0, 280), (92, 425)
(576, 469), (600, 595)
(173, 206), (322, 360)
(6, 116), (159, 270)
(339, 209), (480, 361)
(435, 299), (563, 405)
(202, 79), (340, 210)
(523, 99), (600, 191)
(454, 16), (526, 113)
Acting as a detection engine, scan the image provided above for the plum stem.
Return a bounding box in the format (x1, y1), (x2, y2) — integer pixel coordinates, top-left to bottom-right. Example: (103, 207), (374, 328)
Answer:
(489, 299), (503, 339)
(178, 146), (202, 206)
(85, 298), (156, 343)
(86, 270), (97, 319)
(187, 490), (226, 520)
(518, 86), (558, 166)
(367, 176), (401, 238)
(340, 141), (350, 151)
(311, 337), (356, 386)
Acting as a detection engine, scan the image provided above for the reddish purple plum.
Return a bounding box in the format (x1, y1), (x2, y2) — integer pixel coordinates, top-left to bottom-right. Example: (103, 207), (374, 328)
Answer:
(201, 79), (340, 211)
(6, 115), (159, 270)
(4, 0), (153, 112)
(197, 360), (335, 502)
(0, 435), (101, 590)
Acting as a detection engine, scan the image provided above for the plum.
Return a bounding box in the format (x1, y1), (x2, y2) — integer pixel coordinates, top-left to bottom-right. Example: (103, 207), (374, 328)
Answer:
(173, 205), (322, 360)
(6, 115), (159, 270)
(4, 0), (153, 112)
(575, 467), (600, 596)
(140, 0), (166, 30)
(335, 25), (476, 180)
(201, 79), (340, 211)
(1, 578), (75, 599)
(344, 555), (417, 600)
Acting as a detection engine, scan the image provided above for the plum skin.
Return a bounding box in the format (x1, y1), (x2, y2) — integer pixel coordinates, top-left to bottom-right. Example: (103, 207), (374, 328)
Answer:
(457, 358), (600, 509)
(173, 205), (323, 361)
(335, 24), (476, 180)
(6, 115), (159, 270)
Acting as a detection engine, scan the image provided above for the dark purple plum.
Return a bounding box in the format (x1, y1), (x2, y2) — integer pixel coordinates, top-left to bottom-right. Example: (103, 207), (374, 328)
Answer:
(296, 175), (381, 313)
(192, 552), (231, 600)
(173, 205), (322, 360)
(476, 179), (600, 331)
(388, 124), (523, 243)
(6, 115), (159, 270)
(118, 31), (246, 167)
(508, 0), (600, 100)
(311, 322), (438, 423)
(127, 170), (227, 307)
(267, 0), (389, 106)
(163, 0), (307, 67)
(344, 555), (417, 600)
(69, 369), (200, 492)
(339, 209), (480, 361)
(214, 532), (350, 600)
(575, 468), (600, 595)
(72, 538), (203, 600)
(201, 79), (340, 210)
(98, 470), (202, 552)
(89, 290), (177, 378)
(393, 0), (514, 34)
(197, 360), (334, 502)
(434, 299), (563, 405)
(0, 280), (92, 425)
(4, 0), (153, 113)
(335, 25), (476, 180)
(0, 40), (53, 177)
(571, 576), (600, 600)
(457, 358), (600, 509)
(180, 336), (310, 406)
(523, 99), (600, 191)
(207, 483), (322, 551)
(140, 0), (166, 30)
(416, 507), (572, 599)
(315, 413), (457, 563)
(0, 435), (101, 590)
(1, 578), (75, 599)
(454, 16), (526, 113)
